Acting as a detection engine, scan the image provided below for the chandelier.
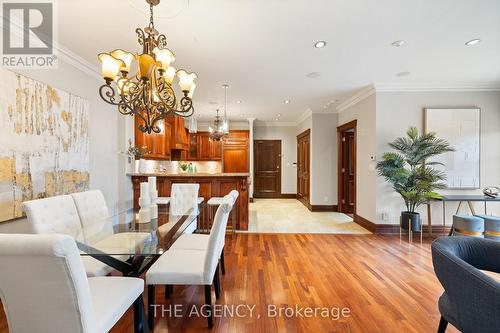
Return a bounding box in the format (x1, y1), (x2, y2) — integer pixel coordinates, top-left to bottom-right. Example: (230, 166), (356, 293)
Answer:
(97, 0), (197, 134)
(208, 109), (226, 141)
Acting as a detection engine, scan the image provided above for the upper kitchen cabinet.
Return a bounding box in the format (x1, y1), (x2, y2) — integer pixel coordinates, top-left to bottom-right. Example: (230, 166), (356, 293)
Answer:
(223, 130), (249, 172)
(186, 132), (223, 161)
(134, 116), (171, 160)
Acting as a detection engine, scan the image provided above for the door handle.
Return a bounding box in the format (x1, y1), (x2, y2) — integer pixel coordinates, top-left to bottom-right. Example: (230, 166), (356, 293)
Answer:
(277, 166), (280, 169)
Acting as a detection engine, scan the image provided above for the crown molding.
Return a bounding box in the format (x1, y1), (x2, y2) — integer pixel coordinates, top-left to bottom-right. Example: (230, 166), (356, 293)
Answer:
(254, 120), (298, 127)
(336, 85), (376, 113)
(3, 16), (100, 80)
(374, 81), (500, 92)
(295, 108), (313, 125)
(55, 44), (101, 80)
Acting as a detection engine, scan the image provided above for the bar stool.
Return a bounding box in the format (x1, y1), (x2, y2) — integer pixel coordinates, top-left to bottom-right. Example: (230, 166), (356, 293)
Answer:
(452, 215), (484, 237)
(475, 215), (500, 241)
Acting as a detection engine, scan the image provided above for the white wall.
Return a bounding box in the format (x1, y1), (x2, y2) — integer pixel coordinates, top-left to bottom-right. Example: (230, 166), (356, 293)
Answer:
(376, 91), (500, 225)
(338, 93), (377, 222)
(0, 60), (125, 233)
(310, 113), (338, 205)
(254, 125), (297, 194)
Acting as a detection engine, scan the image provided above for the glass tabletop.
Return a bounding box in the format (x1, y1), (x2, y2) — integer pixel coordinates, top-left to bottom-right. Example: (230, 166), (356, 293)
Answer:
(77, 204), (201, 257)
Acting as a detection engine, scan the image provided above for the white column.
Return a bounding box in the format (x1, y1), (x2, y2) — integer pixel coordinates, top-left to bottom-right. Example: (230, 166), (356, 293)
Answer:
(247, 118), (255, 200)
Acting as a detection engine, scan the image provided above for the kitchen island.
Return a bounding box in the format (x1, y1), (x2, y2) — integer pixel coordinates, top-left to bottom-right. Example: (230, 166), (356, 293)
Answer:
(129, 172), (250, 230)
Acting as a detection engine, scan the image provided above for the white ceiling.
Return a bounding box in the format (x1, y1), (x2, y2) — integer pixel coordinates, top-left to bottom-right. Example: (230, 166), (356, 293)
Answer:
(58, 0), (500, 122)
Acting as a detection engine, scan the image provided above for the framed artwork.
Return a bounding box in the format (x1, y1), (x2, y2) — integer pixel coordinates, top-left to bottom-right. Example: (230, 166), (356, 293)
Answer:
(424, 107), (480, 189)
(0, 68), (90, 222)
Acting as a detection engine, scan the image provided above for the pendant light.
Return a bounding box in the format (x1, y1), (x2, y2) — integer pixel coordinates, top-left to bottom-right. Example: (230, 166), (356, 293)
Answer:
(222, 84), (229, 134)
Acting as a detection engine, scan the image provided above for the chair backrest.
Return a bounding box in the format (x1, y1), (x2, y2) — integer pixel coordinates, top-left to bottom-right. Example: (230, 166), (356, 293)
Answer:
(229, 190), (239, 204)
(204, 195), (233, 281)
(71, 190), (112, 244)
(0, 234), (93, 333)
(22, 195), (85, 242)
(432, 236), (500, 333)
(170, 183), (200, 216)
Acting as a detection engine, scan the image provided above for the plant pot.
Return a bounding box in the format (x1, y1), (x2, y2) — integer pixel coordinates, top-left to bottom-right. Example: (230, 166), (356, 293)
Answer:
(138, 158), (147, 173)
(400, 211), (421, 231)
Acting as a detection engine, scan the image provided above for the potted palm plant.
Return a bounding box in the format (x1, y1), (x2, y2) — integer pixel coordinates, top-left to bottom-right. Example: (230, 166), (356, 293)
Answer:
(376, 127), (454, 230)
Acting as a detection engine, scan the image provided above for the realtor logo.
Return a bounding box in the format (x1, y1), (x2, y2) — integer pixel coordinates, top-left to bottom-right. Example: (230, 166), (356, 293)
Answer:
(1, 1), (57, 68)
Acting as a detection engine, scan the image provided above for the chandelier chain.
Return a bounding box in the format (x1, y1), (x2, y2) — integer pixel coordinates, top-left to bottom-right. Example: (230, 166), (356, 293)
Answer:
(149, 4), (154, 28)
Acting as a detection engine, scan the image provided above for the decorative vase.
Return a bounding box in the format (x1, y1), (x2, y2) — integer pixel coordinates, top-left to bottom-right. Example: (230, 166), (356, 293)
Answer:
(400, 211), (421, 231)
(138, 158), (147, 173)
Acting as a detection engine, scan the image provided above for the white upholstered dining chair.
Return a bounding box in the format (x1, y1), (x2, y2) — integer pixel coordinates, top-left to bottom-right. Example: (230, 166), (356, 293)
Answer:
(169, 183), (200, 233)
(145, 194), (233, 329)
(22, 195), (114, 277)
(170, 190), (239, 274)
(71, 190), (151, 253)
(0, 233), (146, 333)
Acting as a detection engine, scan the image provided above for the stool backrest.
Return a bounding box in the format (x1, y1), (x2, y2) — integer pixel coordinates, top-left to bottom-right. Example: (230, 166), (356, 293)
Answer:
(0, 233), (93, 333)
(22, 195), (85, 242)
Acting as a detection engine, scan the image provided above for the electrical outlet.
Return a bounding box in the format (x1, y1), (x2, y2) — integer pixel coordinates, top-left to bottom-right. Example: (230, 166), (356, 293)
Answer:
(381, 212), (389, 221)
(323, 196), (329, 202)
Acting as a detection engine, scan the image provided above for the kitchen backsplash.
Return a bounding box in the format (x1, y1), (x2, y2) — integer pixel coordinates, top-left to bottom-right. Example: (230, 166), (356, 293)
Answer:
(134, 160), (222, 174)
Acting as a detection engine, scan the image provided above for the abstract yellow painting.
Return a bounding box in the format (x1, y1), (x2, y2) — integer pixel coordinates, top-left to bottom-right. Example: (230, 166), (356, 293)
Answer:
(0, 68), (89, 222)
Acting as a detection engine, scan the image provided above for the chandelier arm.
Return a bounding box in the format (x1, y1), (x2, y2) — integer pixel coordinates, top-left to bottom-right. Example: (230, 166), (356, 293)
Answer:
(154, 78), (177, 110)
(136, 28), (145, 47)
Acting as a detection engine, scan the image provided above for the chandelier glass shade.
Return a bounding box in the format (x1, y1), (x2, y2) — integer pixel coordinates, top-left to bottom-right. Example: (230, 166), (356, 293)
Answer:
(97, 0), (197, 134)
(208, 109), (226, 141)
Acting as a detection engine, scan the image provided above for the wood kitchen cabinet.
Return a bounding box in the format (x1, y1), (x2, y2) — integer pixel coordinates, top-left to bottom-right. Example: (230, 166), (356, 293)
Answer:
(223, 130), (249, 172)
(186, 131), (222, 161)
(134, 116), (171, 160)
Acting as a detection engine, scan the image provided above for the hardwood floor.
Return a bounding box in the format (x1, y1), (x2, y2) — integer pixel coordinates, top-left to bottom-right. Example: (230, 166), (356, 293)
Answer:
(0, 234), (457, 333)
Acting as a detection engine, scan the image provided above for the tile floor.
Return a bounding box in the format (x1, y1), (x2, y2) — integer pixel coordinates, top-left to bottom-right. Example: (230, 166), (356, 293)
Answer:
(247, 199), (371, 234)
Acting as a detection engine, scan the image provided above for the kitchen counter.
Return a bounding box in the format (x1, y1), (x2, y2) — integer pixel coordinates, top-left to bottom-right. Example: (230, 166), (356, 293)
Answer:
(130, 173), (249, 230)
(127, 172), (249, 177)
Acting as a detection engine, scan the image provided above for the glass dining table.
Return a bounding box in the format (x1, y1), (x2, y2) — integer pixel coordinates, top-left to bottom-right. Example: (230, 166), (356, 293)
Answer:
(77, 204), (201, 277)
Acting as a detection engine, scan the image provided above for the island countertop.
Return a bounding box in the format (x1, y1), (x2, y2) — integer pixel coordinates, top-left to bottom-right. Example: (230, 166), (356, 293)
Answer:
(130, 172), (249, 230)
(127, 172), (249, 177)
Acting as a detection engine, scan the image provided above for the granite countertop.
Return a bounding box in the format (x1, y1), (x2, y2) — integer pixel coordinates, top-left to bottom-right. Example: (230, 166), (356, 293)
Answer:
(127, 172), (250, 177)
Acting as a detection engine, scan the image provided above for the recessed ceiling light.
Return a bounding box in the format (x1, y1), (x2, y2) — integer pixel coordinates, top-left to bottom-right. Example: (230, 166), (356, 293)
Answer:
(284, 100), (290, 104)
(396, 71), (411, 77)
(306, 72), (320, 78)
(391, 40), (405, 47)
(277, 113), (282, 117)
(314, 41), (326, 48)
(465, 39), (481, 46)
(275, 118), (279, 121)
(236, 100), (242, 104)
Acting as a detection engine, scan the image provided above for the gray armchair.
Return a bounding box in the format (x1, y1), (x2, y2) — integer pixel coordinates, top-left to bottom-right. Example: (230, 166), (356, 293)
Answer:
(431, 236), (500, 333)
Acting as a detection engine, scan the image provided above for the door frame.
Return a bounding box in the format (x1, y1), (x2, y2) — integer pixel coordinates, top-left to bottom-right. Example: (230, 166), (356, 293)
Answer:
(337, 120), (357, 214)
(296, 129), (311, 208)
(253, 139), (282, 198)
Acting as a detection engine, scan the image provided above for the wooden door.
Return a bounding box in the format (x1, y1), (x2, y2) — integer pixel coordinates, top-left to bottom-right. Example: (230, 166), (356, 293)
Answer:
(296, 129), (310, 207)
(337, 120), (357, 214)
(254, 140), (281, 198)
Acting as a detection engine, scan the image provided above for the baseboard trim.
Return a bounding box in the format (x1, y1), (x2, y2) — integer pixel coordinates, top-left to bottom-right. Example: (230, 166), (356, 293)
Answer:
(249, 197), (254, 203)
(353, 214), (452, 235)
(353, 214), (376, 232)
(311, 205), (338, 212)
(280, 193), (297, 199)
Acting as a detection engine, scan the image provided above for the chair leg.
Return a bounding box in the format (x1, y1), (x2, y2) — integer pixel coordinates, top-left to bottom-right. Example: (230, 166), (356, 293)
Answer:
(133, 295), (147, 333)
(438, 316), (448, 333)
(164, 284), (172, 299)
(214, 265), (221, 299)
(148, 285), (155, 331)
(204, 285), (214, 328)
(220, 247), (225, 275)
